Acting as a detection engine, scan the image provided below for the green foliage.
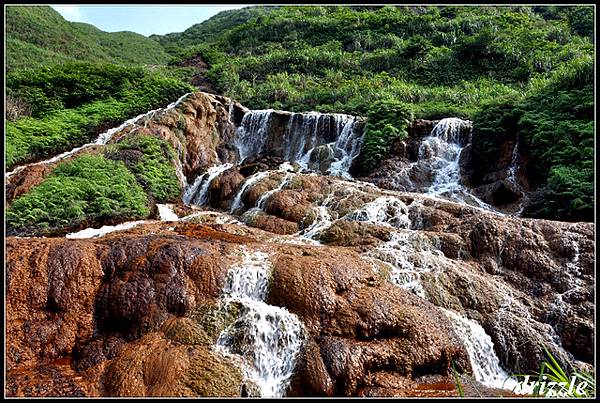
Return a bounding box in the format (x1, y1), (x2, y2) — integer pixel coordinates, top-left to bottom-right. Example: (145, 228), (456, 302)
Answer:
(160, 5), (592, 119)
(5, 62), (194, 169)
(6, 155), (149, 235)
(514, 348), (595, 397)
(474, 55), (593, 222)
(107, 134), (181, 203)
(358, 100), (414, 174)
(451, 361), (465, 397)
(5, 6), (170, 70)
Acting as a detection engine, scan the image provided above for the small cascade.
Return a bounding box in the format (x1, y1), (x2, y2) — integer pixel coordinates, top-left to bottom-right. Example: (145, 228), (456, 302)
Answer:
(183, 163), (233, 206)
(440, 308), (526, 392)
(345, 196), (411, 229)
(215, 248), (305, 397)
(229, 171), (271, 213)
(326, 116), (364, 178)
(410, 118), (502, 213)
(174, 144), (188, 189)
(256, 173), (293, 211)
(367, 231), (446, 298)
(408, 199), (425, 230)
(506, 140), (521, 190)
(420, 118), (472, 197)
(234, 111), (273, 163)
(157, 204), (179, 222)
(302, 206), (333, 240)
(6, 93), (191, 179)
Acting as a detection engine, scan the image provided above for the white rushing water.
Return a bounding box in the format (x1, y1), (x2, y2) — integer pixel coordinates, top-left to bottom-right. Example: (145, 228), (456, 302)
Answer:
(346, 196), (411, 229)
(66, 220), (149, 239)
(420, 118), (471, 197)
(256, 173), (293, 211)
(215, 248), (305, 397)
(183, 163), (233, 206)
(368, 231), (446, 298)
(440, 308), (529, 393)
(416, 118), (500, 214)
(157, 204), (179, 222)
(233, 110), (364, 178)
(6, 93), (191, 179)
(230, 171), (271, 213)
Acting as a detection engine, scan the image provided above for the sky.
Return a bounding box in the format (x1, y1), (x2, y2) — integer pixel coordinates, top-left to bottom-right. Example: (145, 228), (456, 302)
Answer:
(51, 5), (251, 37)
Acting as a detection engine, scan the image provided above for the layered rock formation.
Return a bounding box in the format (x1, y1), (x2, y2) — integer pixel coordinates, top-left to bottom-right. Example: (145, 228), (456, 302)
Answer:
(5, 91), (595, 397)
(7, 222), (477, 397)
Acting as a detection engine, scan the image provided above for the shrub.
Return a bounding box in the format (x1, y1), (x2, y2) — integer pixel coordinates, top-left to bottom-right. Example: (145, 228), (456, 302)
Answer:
(6, 154), (150, 235)
(107, 134), (181, 203)
(5, 63), (194, 169)
(357, 99), (414, 174)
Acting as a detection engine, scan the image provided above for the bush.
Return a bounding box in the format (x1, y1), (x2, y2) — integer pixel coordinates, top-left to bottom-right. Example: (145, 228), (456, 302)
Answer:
(107, 134), (181, 203)
(357, 99), (414, 174)
(6, 154), (150, 235)
(5, 63), (194, 169)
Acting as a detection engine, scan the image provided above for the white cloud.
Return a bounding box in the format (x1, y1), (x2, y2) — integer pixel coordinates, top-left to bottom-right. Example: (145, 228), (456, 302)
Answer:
(51, 5), (84, 22)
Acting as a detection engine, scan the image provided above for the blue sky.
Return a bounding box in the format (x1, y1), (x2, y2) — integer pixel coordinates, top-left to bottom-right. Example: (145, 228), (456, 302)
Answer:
(51, 5), (251, 36)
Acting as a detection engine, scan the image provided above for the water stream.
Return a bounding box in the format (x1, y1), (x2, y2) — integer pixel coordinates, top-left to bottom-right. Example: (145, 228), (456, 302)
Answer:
(215, 248), (305, 397)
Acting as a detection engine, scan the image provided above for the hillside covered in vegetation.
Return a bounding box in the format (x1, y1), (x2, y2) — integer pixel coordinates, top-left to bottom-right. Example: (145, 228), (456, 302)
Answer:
(4, 5), (594, 223)
(4, 6), (596, 399)
(6, 6), (171, 69)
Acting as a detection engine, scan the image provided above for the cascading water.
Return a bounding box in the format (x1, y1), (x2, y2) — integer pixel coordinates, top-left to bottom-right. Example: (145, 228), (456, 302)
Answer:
(420, 118), (471, 197)
(229, 171), (271, 213)
(345, 196), (411, 229)
(415, 118), (502, 213)
(183, 163), (233, 206)
(65, 220), (149, 239)
(215, 248), (305, 397)
(367, 230), (447, 298)
(326, 116), (364, 178)
(440, 308), (529, 393)
(256, 173), (293, 211)
(234, 111), (273, 163)
(157, 204), (179, 221)
(232, 109), (364, 178)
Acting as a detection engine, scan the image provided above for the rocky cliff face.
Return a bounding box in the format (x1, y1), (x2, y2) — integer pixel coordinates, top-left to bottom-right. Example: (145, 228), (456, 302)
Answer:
(7, 222), (476, 397)
(5, 91), (595, 397)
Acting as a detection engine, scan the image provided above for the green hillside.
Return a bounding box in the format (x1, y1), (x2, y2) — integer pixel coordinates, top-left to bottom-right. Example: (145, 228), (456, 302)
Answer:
(4, 5), (594, 222)
(153, 5), (593, 221)
(5, 6), (170, 69)
(150, 6), (276, 54)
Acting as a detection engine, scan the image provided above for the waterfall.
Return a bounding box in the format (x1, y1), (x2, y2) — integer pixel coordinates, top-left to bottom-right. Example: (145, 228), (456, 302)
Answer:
(183, 163), (233, 206)
(367, 231), (446, 298)
(326, 115), (365, 179)
(157, 204), (179, 221)
(215, 248), (305, 397)
(256, 173), (293, 211)
(440, 308), (527, 393)
(234, 110), (274, 163)
(229, 171), (271, 213)
(232, 110), (364, 178)
(65, 220), (149, 239)
(345, 196), (411, 229)
(420, 118), (472, 197)
(302, 206), (333, 240)
(506, 140), (521, 190)
(6, 93), (191, 179)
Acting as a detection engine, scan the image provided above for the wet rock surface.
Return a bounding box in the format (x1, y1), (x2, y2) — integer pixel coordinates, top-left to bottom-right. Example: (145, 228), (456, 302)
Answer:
(5, 92), (595, 397)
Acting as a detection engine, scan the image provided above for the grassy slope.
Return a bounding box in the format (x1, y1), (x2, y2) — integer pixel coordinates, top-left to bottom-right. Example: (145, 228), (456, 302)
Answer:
(153, 5), (593, 222)
(6, 6), (170, 69)
(5, 5), (593, 223)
